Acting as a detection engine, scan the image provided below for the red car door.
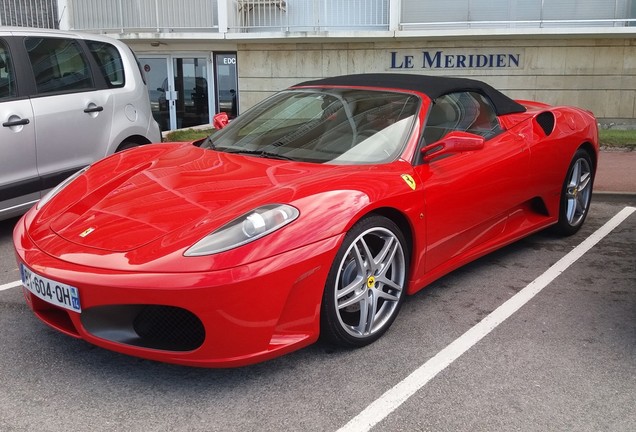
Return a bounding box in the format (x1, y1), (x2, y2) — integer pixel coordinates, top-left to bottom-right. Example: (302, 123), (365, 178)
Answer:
(414, 92), (531, 273)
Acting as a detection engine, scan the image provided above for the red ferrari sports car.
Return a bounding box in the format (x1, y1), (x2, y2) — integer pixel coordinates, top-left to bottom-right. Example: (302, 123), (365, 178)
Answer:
(14, 74), (598, 367)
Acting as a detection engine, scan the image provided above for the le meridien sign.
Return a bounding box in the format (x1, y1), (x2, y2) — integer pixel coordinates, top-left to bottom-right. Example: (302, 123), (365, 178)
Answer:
(389, 50), (523, 70)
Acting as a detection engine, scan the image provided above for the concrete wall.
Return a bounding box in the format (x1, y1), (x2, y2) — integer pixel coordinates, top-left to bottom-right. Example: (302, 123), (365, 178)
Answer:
(238, 37), (636, 126)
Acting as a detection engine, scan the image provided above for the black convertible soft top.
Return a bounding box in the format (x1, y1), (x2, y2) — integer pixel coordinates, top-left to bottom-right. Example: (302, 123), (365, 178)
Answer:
(295, 73), (526, 116)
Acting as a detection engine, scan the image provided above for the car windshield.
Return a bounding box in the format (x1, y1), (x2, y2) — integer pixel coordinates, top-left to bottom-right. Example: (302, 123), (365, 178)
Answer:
(200, 89), (420, 164)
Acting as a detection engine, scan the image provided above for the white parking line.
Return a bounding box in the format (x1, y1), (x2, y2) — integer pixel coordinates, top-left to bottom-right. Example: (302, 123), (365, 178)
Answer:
(0, 280), (21, 291)
(338, 206), (636, 432)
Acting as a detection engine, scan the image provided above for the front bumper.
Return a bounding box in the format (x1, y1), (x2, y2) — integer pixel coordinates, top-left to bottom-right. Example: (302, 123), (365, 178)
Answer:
(14, 217), (342, 367)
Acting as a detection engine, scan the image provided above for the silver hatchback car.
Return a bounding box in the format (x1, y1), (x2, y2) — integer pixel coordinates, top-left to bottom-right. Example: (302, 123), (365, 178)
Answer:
(0, 27), (161, 220)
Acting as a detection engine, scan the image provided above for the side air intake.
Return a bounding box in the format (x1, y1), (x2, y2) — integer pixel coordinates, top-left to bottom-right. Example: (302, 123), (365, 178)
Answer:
(535, 111), (555, 136)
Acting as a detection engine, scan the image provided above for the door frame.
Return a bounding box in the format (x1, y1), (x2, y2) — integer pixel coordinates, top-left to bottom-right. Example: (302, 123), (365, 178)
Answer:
(213, 52), (239, 118)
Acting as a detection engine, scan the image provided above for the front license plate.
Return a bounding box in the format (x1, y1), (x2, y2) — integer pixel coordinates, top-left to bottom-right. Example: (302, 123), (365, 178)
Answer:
(20, 264), (81, 313)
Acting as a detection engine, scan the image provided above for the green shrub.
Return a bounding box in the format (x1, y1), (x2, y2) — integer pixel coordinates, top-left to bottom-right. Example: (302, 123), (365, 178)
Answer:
(164, 128), (215, 142)
(598, 129), (636, 149)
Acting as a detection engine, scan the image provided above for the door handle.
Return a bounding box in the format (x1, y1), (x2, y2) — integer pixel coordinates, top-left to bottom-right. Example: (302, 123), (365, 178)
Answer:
(84, 106), (104, 113)
(2, 118), (30, 127)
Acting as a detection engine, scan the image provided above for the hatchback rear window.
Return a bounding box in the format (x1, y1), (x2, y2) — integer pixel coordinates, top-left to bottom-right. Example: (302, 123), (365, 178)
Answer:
(86, 40), (125, 88)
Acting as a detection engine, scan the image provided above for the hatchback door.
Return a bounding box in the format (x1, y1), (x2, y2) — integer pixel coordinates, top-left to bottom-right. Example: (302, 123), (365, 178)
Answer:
(0, 37), (38, 217)
(25, 36), (114, 187)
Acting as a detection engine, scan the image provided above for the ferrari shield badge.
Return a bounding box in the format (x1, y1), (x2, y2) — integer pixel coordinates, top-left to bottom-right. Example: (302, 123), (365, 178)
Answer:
(401, 174), (416, 190)
(79, 227), (96, 238)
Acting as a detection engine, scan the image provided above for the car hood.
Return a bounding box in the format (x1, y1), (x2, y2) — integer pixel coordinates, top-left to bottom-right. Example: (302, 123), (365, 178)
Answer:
(26, 143), (419, 272)
(46, 144), (326, 252)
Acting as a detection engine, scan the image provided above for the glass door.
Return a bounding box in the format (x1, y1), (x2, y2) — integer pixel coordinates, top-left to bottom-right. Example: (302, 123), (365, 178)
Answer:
(173, 57), (209, 128)
(139, 55), (211, 131)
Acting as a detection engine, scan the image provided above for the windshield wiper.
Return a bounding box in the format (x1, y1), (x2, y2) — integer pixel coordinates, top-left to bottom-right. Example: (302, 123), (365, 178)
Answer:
(222, 149), (295, 161)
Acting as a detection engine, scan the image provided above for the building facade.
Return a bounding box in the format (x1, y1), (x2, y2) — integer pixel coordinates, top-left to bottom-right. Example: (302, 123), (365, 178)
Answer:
(3, 0), (636, 130)
(0, 0), (58, 28)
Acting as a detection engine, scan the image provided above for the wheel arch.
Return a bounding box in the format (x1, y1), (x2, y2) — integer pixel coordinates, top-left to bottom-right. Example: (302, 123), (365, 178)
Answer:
(578, 141), (598, 174)
(368, 206), (415, 265)
(115, 135), (154, 152)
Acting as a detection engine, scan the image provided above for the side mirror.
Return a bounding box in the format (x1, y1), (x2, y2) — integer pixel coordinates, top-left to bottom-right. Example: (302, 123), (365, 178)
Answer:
(422, 131), (485, 162)
(213, 112), (230, 130)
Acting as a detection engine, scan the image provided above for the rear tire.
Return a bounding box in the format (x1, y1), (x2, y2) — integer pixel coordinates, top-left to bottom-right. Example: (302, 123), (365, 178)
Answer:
(553, 148), (594, 236)
(320, 215), (408, 347)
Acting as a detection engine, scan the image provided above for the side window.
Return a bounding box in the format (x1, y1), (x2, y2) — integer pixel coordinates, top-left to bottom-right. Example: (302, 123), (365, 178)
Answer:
(423, 92), (503, 144)
(86, 40), (125, 88)
(25, 37), (93, 94)
(0, 40), (16, 100)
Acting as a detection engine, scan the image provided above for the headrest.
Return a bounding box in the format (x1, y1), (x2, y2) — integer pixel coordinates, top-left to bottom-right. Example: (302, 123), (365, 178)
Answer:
(427, 102), (456, 126)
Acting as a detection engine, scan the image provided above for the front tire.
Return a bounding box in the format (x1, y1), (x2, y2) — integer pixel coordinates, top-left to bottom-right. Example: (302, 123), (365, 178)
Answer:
(553, 148), (594, 236)
(320, 215), (408, 347)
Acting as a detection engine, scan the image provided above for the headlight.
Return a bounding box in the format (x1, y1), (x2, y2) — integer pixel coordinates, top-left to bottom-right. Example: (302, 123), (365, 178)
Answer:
(36, 166), (89, 210)
(184, 204), (299, 256)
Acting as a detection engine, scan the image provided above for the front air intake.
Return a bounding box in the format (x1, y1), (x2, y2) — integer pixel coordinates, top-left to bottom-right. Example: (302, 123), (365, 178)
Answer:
(133, 305), (205, 351)
(81, 304), (205, 352)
